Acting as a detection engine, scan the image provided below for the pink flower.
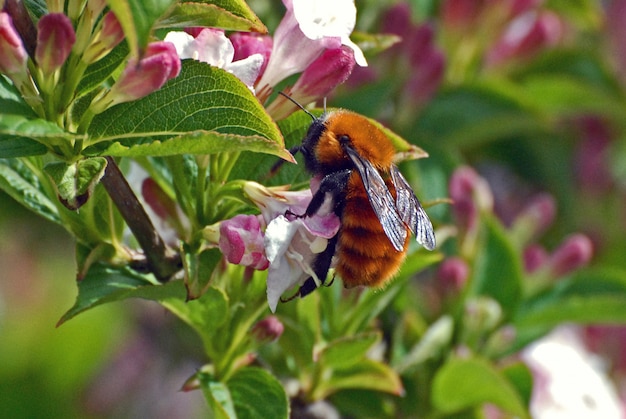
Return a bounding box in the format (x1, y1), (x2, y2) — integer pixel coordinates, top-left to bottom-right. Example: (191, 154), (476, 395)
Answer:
(35, 13), (76, 75)
(243, 181), (341, 312)
(219, 214), (270, 270)
(0, 12), (28, 76)
(94, 41), (180, 112)
(266, 46), (356, 119)
(523, 244), (548, 273)
(436, 257), (469, 297)
(164, 29), (263, 89)
(230, 32), (273, 81)
(449, 166), (493, 231)
(256, 0), (366, 95)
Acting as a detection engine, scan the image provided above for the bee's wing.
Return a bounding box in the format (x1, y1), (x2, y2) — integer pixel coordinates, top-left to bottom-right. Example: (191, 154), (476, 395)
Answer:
(390, 165), (436, 250)
(345, 147), (407, 252)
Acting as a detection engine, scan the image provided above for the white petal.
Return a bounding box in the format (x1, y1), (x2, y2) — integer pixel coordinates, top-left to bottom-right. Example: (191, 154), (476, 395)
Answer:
(226, 53), (264, 88)
(293, 0), (356, 40)
(164, 31), (196, 59)
(341, 36), (367, 67)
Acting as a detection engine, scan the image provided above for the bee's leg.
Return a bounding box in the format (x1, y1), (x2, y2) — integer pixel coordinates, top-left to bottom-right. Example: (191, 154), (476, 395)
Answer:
(299, 235), (339, 297)
(305, 169), (351, 217)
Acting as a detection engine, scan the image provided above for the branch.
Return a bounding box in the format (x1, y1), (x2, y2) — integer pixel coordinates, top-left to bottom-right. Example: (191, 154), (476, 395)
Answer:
(101, 156), (181, 282)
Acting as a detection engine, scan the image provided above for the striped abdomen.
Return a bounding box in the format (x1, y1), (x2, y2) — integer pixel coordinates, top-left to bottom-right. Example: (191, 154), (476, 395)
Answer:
(335, 172), (409, 288)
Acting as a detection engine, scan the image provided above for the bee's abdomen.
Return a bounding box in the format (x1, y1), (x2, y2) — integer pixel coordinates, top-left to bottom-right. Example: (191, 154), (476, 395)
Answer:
(336, 179), (408, 288)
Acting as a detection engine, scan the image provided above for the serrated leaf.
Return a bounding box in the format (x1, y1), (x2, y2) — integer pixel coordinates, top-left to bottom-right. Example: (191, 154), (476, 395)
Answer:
(0, 158), (60, 224)
(158, 1), (266, 33)
(469, 215), (523, 319)
(58, 263), (186, 325)
(87, 60), (288, 160)
(432, 357), (529, 418)
(318, 332), (380, 370)
(226, 367), (289, 419)
(108, 0), (176, 57)
(200, 376), (237, 419)
(44, 157), (107, 210)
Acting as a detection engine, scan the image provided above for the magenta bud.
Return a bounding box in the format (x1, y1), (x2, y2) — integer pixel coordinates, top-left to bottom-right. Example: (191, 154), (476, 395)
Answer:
(381, 2), (413, 38)
(436, 257), (469, 296)
(449, 166), (493, 230)
(0, 12), (28, 76)
(35, 13), (76, 75)
(268, 46), (355, 119)
(486, 10), (563, 66)
(219, 214), (270, 270)
(523, 244), (548, 273)
(251, 315), (284, 343)
(100, 12), (124, 50)
(104, 41), (180, 107)
(549, 234), (593, 277)
(513, 193), (557, 243)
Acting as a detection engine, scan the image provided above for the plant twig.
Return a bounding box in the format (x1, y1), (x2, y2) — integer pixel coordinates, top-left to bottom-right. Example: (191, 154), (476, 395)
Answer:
(101, 156), (181, 282)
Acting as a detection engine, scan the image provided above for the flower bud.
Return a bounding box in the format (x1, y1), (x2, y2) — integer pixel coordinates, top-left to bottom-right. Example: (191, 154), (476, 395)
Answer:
(549, 234), (593, 277)
(267, 46), (355, 119)
(0, 12), (28, 77)
(486, 10), (563, 66)
(94, 41), (180, 112)
(436, 257), (469, 297)
(82, 11), (124, 64)
(449, 166), (493, 230)
(251, 315), (284, 343)
(512, 193), (556, 244)
(523, 244), (548, 273)
(219, 214), (270, 270)
(35, 13), (76, 76)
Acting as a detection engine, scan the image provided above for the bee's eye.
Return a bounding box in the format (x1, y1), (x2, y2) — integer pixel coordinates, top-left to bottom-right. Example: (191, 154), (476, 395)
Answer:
(339, 135), (350, 144)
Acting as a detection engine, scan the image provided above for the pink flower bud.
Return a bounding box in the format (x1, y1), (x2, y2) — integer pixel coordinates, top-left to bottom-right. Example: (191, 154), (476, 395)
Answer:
(486, 10), (563, 66)
(436, 257), (469, 296)
(35, 13), (76, 75)
(251, 315), (284, 343)
(381, 2), (413, 38)
(0, 12), (28, 76)
(549, 234), (593, 277)
(523, 244), (548, 273)
(574, 116), (613, 193)
(513, 193), (557, 243)
(219, 214), (270, 270)
(105, 42), (180, 106)
(267, 46), (355, 119)
(141, 178), (177, 222)
(82, 12), (125, 64)
(449, 166), (493, 230)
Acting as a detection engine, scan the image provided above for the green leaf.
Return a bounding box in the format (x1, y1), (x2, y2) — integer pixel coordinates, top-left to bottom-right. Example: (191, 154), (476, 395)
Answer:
(183, 246), (222, 300)
(351, 31), (401, 56)
(315, 359), (404, 399)
(0, 158), (60, 224)
(158, 0), (266, 33)
(77, 41), (130, 97)
(201, 375), (237, 419)
(58, 263), (186, 325)
(432, 357), (529, 418)
(226, 367), (289, 419)
(0, 75), (37, 118)
(513, 268), (626, 348)
(87, 61), (289, 160)
(395, 315), (454, 373)
(107, 0), (176, 57)
(318, 332), (380, 370)
(0, 114), (77, 157)
(469, 215), (523, 319)
(44, 157), (107, 210)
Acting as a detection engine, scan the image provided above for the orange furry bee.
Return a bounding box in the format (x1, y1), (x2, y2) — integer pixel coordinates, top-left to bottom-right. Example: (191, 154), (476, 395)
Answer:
(284, 101), (436, 298)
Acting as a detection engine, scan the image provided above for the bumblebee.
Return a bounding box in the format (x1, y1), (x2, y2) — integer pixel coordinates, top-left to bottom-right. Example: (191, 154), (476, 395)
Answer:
(288, 106), (436, 297)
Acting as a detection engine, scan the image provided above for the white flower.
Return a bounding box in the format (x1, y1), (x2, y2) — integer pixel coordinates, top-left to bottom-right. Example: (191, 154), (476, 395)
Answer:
(522, 326), (623, 419)
(256, 0), (366, 91)
(164, 29), (263, 89)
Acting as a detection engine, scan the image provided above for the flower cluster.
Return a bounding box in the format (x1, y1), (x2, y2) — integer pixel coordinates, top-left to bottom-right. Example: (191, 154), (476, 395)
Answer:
(164, 0), (366, 117)
(0, 3), (180, 124)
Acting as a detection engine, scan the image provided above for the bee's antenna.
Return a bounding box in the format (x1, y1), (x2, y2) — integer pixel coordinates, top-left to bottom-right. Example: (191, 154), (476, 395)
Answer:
(278, 91), (317, 121)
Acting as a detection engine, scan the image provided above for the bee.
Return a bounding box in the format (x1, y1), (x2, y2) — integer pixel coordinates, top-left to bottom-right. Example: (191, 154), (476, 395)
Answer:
(280, 98), (436, 299)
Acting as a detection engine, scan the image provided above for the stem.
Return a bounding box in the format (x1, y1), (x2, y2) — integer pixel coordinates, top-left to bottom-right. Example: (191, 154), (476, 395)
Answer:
(100, 156), (181, 282)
